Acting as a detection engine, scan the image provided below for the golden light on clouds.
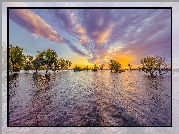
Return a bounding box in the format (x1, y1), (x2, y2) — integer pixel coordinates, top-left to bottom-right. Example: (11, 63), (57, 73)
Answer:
(95, 23), (114, 44)
(10, 9), (63, 42)
(76, 24), (85, 34)
(108, 45), (123, 53)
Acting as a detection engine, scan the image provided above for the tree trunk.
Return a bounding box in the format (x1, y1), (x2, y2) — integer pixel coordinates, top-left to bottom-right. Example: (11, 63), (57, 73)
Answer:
(159, 66), (161, 74)
(150, 70), (155, 77)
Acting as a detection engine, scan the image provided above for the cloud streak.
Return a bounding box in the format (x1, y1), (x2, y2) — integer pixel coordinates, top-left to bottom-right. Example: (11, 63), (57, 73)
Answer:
(9, 9), (88, 57)
(9, 8), (171, 65)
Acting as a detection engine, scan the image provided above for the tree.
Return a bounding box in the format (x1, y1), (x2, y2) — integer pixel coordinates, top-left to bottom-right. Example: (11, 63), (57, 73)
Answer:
(128, 63), (132, 70)
(99, 64), (105, 70)
(32, 58), (41, 72)
(91, 64), (99, 72)
(23, 55), (33, 71)
(155, 56), (167, 74)
(65, 60), (72, 68)
(140, 55), (168, 77)
(108, 60), (122, 73)
(83, 65), (90, 71)
(9, 44), (25, 72)
(44, 48), (58, 68)
(73, 65), (83, 72)
(34, 48), (58, 73)
(58, 58), (66, 70)
(56, 58), (72, 70)
(68, 61), (72, 68)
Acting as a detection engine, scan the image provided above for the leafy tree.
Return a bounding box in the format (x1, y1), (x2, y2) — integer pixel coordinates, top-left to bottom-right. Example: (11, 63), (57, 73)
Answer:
(58, 58), (67, 70)
(33, 48), (58, 73)
(43, 48), (58, 68)
(32, 58), (41, 72)
(68, 61), (72, 68)
(140, 55), (168, 77)
(99, 64), (105, 70)
(9, 44), (25, 72)
(65, 60), (72, 68)
(73, 65), (83, 72)
(83, 65), (90, 71)
(56, 58), (72, 70)
(155, 56), (167, 74)
(23, 55), (33, 71)
(91, 64), (99, 72)
(108, 60), (122, 73)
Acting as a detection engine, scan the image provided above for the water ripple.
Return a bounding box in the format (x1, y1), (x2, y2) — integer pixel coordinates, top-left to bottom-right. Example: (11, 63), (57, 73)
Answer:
(9, 70), (171, 126)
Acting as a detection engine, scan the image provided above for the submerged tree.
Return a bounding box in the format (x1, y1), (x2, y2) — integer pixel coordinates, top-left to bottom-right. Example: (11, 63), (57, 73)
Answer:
(33, 48), (58, 73)
(9, 44), (25, 72)
(155, 55), (168, 75)
(83, 65), (90, 71)
(43, 48), (58, 69)
(140, 55), (168, 77)
(108, 60), (123, 73)
(99, 64), (105, 70)
(91, 64), (99, 72)
(128, 63), (132, 70)
(73, 65), (83, 72)
(58, 58), (66, 70)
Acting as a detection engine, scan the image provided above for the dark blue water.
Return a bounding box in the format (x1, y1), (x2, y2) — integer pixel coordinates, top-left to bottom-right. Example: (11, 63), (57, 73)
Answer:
(9, 70), (171, 126)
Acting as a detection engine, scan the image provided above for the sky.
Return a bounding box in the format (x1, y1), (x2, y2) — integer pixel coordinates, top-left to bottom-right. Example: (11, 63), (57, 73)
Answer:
(3, 2), (174, 69)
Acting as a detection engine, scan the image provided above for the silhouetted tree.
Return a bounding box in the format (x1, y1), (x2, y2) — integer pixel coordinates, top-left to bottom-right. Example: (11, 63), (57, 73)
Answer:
(91, 64), (99, 72)
(128, 63), (132, 70)
(108, 60), (122, 73)
(99, 64), (105, 70)
(83, 65), (90, 71)
(73, 65), (83, 72)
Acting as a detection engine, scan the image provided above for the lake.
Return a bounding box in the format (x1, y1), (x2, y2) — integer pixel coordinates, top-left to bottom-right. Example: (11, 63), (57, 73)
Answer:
(9, 70), (171, 126)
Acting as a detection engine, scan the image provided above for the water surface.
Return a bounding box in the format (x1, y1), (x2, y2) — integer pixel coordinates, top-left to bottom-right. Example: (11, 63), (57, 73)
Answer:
(9, 70), (171, 126)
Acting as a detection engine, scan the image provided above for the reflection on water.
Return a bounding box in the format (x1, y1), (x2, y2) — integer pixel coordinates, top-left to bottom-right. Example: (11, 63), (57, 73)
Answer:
(9, 70), (171, 126)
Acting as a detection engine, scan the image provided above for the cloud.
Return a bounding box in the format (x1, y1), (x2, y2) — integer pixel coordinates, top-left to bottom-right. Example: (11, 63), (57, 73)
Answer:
(9, 9), (88, 57)
(9, 9), (63, 42)
(95, 23), (114, 44)
(9, 8), (171, 65)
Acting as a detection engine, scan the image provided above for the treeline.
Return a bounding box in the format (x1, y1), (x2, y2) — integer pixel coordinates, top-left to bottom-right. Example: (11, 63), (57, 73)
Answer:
(73, 64), (104, 72)
(9, 44), (170, 77)
(73, 56), (170, 78)
(9, 44), (72, 73)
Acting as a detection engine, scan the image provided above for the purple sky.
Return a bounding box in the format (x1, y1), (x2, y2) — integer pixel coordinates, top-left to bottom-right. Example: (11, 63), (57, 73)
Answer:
(2, 2), (175, 68)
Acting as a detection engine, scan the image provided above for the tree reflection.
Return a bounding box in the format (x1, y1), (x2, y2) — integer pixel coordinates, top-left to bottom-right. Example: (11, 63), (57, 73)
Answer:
(145, 75), (161, 90)
(9, 73), (19, 81)
(29, 72), (57, 126)
(9, 73), (20, 100)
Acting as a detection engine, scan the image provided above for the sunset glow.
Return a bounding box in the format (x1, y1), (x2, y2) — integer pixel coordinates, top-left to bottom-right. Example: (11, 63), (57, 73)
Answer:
(9, 8), (171, 68)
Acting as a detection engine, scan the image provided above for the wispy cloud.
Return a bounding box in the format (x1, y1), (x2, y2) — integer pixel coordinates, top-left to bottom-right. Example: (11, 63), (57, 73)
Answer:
(9, 8), (171, 65)
(9, 8), (88, 56)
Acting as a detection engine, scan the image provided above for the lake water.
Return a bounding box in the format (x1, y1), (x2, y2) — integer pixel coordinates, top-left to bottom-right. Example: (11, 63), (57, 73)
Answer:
(9, 70), (171, 126)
